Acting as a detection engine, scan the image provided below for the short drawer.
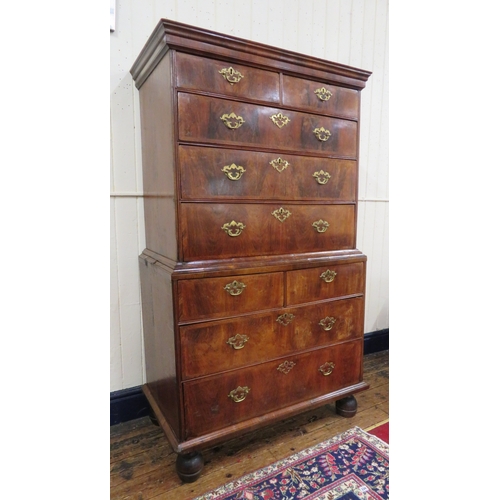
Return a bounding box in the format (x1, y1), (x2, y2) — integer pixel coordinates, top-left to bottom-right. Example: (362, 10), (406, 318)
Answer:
(175, 52), (280, 104)
(286, 262), (365, 305)
(180, 203), (355, 261)
(178, 93), (357, 157)
(282, 75), (359, 119)
(183, 340), (363, 438)
(177, 272), (284, 322)
(178, 145), (357, 202)
(180, 296), (364, 380)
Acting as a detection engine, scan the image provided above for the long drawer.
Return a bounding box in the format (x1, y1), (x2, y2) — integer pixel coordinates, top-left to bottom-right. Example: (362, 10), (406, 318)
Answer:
(180, 203), (356, 261)
(180, 296), (364, 380)
(182, 340), (363, 438)
(177, 271), (284, 322)
(178, 145), (357, 201)
(177, 93), (357, 157)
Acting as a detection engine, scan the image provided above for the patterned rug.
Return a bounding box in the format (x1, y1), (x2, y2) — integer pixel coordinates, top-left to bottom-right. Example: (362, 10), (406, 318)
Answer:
(193, 427), (389, 499)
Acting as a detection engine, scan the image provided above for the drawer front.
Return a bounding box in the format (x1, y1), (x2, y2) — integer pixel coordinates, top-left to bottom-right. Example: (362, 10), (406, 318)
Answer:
(183, 340), (363, 438)
(286, 262), (365, 305)
(180, 296), (364, 380)
(282, 75), (360, 119)
(175, 52), (280, 103)
(177, 272), (284, 322)
(179, 145), (357, 202)
(178, 93), (357, 157)
(180, 203), (355, 261)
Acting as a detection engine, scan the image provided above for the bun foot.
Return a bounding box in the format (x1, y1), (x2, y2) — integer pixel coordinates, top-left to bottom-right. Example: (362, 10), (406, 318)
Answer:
(335, 395), (358, 418)
(176, 452), (204, 483)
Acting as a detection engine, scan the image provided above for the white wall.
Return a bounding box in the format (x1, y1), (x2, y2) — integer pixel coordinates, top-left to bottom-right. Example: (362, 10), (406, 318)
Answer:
(110, 0), (389, 392)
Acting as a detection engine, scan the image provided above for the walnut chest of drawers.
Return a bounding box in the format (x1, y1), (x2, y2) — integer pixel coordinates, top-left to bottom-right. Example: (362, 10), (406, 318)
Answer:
(130, 19), (371, 482)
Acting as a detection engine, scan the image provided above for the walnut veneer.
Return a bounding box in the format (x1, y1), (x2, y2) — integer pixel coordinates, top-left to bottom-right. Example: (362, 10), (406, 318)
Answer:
(131, 18), (371, 483)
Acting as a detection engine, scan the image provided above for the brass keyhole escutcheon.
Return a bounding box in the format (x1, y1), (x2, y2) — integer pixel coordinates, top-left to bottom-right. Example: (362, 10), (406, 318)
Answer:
(276, 313), (295, 326)
(219, 66), (244, 84)
(270, 112), (291, 128)
(277, 360), (296, 374)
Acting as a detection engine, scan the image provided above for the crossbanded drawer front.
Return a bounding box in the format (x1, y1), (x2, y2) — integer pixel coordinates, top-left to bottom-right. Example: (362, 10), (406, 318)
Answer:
(282, 75), (360, 119)
(175, 52), (280, 103)
(180, 203), (355, 261)
(178, 145), (357, 202)
(177, 272), (284, 322)
(180, 296), (364, 380)
(286, 262), (365, 305)
(183, 340), (363, 438)
(177, 93), (357, 157)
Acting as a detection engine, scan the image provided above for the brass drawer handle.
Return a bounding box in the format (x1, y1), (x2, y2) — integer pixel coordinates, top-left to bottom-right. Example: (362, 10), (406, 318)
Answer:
(272, 207), (291, 222)
(270, 112), (291, 128)
(219, 66), (244, 85)
(277, 360), (296, 374)
(223, 280), (246, 296)
(319, 362), (335, 376)
(269, 157), (290, 173)
(227, 333), (249, 350)
(314, 87), (332, 101)
(221, 112), (245, 129)
(320, 269), (337, 283)
(276, 313), (295, 326)
(313, 170), (331, 185)
(312, 219), (330, 233)
(222, 220), (246, 237)
(313, 127), (331, 142)
(319, 316), (336, 331)
(228, 386), (250, 403)
(222, 164), (246, 181)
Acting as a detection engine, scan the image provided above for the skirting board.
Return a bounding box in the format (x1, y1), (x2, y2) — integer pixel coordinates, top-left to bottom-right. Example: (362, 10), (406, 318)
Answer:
(110, 328), (389, 426)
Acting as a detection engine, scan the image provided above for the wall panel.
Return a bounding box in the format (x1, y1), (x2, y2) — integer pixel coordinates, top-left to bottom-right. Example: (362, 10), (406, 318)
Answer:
(110, 0), (389, 391)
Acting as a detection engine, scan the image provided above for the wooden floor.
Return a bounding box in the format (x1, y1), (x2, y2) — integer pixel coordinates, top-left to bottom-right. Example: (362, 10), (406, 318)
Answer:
(110, 349), (388, 500)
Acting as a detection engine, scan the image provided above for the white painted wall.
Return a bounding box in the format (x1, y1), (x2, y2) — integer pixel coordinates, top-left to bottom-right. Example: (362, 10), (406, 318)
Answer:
(110, 0), (389, 392)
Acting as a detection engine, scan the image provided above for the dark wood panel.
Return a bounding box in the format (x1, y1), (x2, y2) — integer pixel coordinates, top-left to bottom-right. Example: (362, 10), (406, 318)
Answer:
(282, 75), (360, 119)
(175, 52), (280, 103)
(178, 145), (357, 201)
(139, 53), (178, 261)
(286, 262), (365, 305)
(177, 93), (358, 157)
(139, 255), (181, 438)
(183, 340), (363, 438)
(177, 271), (284, 322)
(180, 203), (355, 261)
(180, 296), (364, 380)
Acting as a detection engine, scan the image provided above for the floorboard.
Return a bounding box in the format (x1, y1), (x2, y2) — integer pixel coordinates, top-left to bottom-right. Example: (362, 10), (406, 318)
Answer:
(110, 350), (389, 500)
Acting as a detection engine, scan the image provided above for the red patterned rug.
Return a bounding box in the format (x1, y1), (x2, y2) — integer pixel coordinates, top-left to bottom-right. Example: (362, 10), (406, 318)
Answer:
(193, 427), (389, 499)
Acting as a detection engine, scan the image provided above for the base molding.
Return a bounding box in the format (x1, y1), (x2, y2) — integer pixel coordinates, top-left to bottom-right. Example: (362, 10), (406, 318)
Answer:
(110, 328), (389, 426)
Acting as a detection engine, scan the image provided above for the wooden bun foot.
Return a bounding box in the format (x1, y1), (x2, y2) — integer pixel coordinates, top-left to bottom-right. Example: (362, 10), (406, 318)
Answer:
(335, 395), (358, 418)
(176, 452), (204, 483)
